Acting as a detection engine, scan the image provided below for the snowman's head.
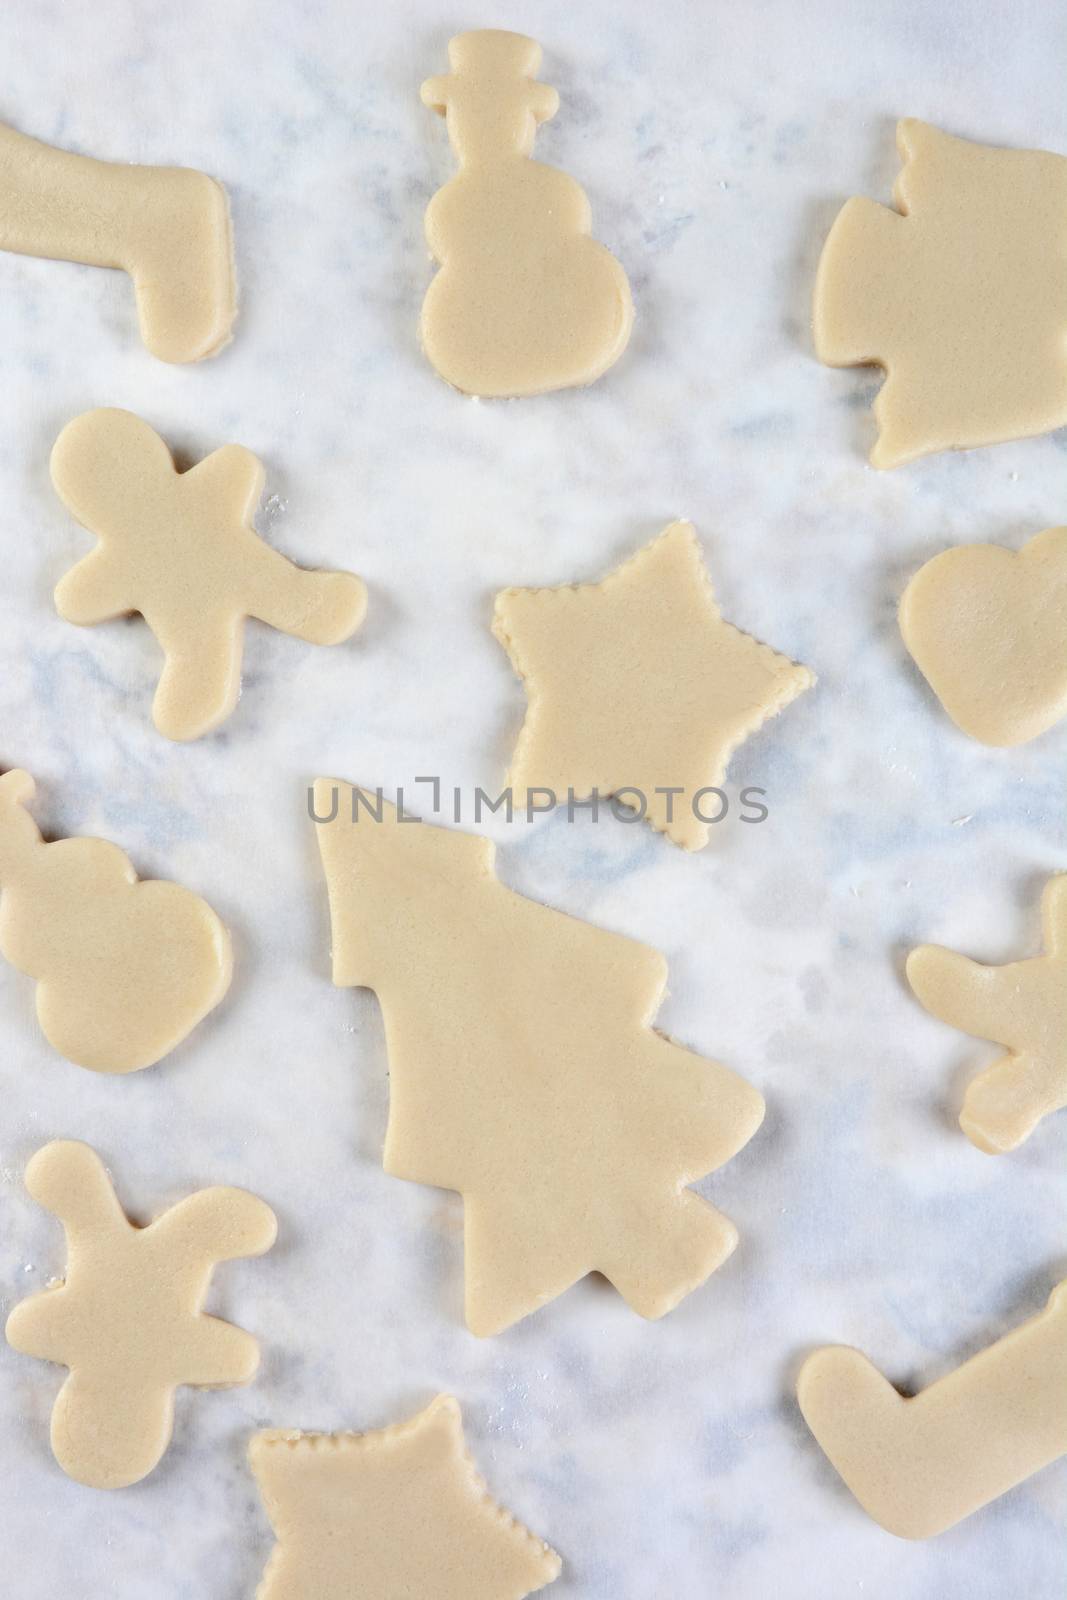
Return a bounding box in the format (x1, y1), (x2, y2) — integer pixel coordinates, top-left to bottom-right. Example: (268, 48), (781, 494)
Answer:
(422, 30), (560, 166)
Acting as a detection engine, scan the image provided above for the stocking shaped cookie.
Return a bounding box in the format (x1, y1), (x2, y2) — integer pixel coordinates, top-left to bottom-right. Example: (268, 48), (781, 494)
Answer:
(250, 1396), (561, 1600)
(900, 527), (1067, 745)
(493, 521), (814, 849)
(6, 1140), (276, 1488)
(814, 120), (1067, 466)
(0, 769), (231, 1072)
(907, 875), (1067, 1154)
(0, 120), (235, 361)
(313, 781), (765, 1336)
(797, 1279), (1067, 1538)
(51, 409), (367, 740)
(421, 30), (633, 396)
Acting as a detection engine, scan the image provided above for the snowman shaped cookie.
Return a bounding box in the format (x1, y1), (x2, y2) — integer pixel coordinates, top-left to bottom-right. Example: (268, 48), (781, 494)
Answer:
(420, 30), (633, 397)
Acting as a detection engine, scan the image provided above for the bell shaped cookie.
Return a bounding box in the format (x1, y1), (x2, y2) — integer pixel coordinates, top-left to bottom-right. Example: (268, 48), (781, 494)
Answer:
(251, 1396), (560, 1600)
(313, 780), (765, 1335)
(0, 119), (235, 361)
(814, 120), (1067, 466)
(494, 521), (813, 849)
(907, 874), (1067, 1154)
(900, 526), (1067, 745)
(51, 408), (367, 741)
(0, 769), (231, 1072)
(6, 1140), (276, 1488)
(421, 30), (633, 396)
(798, 1279), (1067, 1538)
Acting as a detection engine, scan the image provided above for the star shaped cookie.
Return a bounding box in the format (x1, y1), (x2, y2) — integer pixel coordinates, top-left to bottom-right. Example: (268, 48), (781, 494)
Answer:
(250, 1395), (560, 1600)
(907, 874), (1067, 1153)
(493, 520), (813, 849)
(5, 1140), (276, 1487)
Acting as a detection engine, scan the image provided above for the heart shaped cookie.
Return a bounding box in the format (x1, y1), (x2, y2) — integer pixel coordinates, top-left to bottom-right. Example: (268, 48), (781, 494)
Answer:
(899, 526), (1067, 745)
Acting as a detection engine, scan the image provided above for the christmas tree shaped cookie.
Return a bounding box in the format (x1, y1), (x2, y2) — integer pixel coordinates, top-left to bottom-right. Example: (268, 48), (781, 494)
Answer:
(900, 526), (1067, 745)
(313, 780), (765, 1336)
(0, 119), (235, 361)
(420, 30), (633, 396)
(0, 768), (231, 1072)
(493, 521), (814, 849)
(51, 408), (367, 740)
(907, 875), (1067, 1154)
(6, 1140), (276, 1488)
(250, 1395), (560, 1600)
(797, 1278), (1067, 1538)
(814, 120), (1067, 466)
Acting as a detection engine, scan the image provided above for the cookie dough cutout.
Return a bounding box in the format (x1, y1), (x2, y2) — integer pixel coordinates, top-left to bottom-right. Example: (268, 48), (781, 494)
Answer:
(421, 30), (633, 396)
(251, 1396), (560, 1600)
(797, 1279), (1067, 1539)
(51, 409), (367, 741)
(900, 527), (1067, 746)
(0, 120), (235, 361)
(493, 521), (814, 850)
(5, 1140), (276, 1488)
(907, 875), (1067, 1154)
(0, 769), (231, 1072)
(814, 120), (1067, 466)
(314, 780), (765, 1336)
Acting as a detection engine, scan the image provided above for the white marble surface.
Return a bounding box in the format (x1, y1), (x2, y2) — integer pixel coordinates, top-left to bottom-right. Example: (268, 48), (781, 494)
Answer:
(0, 1), (1064, 1594)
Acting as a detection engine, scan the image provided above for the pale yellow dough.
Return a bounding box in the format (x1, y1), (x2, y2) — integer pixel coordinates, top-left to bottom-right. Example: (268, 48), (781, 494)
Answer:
(907, 874), (1067, 1154)
(51, 408), (367, 741)
(797, 1279), (1067, 1539)
(814, 119), (1067, 467)
(493, 521), (814, 850)
(5, 1140), (276, 1489)
(899, 527), (1067, 746)
(0, 769), (231, 1072)
(421, 30), (633, 396)
(0, 120), (235, 362)
(314, 781), (764, 1335)
(250, 1396), (560, 1600)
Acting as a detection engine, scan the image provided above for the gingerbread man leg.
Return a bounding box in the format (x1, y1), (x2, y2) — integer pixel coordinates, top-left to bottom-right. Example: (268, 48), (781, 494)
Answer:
(150, 611), (244, 741)
(0, 123), (234, 362)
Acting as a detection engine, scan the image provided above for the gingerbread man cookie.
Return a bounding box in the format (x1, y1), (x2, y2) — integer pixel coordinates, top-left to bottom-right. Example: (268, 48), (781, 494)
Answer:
(313, 781), (765, 1335)
(6, 1140), (276, 1488)
(251, 1396), (560, 1600)
(815, 120), (1067, 466)
(51, 409), (367, 741)
(0, 769), (231, 1072)
(421, 30), (633, 396)
(907, 875), (1067, 1154)
(0, 119), (235, 361)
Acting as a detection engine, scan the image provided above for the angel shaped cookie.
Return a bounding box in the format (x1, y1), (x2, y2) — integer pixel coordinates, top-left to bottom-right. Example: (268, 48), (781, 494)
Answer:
(421, 30), (633, 395)
(251, 1396), (560, 1600)
(313, 781), (765, 1336)
(0, 119), (234, 361)
(6, 1140), (276, 1488)
(0, 768), (230, 1071)
(814, 120), (1067, 466)
(907, 875), (1067, 1153)
(51, 409), (367, 740)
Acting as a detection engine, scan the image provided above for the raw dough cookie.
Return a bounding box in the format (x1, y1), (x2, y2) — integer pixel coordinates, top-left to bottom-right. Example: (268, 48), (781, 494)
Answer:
(814, 120), (1067, 466)
(5, 1140), (276, 1488)
(796, 1279), (1067, 1539)
(493, 521), (814, 850)
(51, 408), (367, 741)
(0, 768), (231, 1072)
(421, 30), (633, 396)
(907, 874), (1067, 1154)
(0, 120), (235, 361)
(313, 780), (765, 1336)
(250, 1395), (560, 1600)
(899, 527), (1067, 746)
